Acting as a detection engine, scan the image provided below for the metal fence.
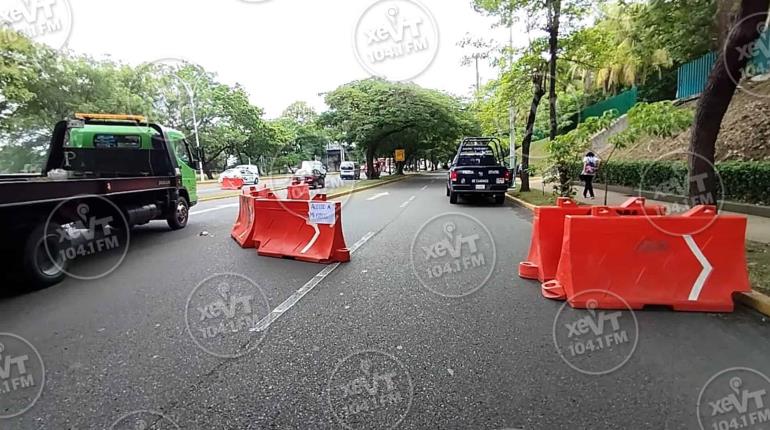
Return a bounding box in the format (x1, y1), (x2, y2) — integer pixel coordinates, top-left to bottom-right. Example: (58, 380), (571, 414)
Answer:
(676, 52), (717, 99)
(676, 32), (770, 99)
(579, 87), (638, 122)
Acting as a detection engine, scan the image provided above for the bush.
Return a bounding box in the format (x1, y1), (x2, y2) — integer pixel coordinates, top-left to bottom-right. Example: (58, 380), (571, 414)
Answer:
(573, 160), (770, 205)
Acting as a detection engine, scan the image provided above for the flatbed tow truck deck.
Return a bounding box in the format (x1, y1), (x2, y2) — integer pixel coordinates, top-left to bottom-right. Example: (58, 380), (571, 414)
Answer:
(0, 114), (199, 288)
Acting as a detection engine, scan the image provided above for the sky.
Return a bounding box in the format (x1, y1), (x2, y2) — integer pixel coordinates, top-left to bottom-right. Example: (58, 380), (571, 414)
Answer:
(10, 0), (533, 118)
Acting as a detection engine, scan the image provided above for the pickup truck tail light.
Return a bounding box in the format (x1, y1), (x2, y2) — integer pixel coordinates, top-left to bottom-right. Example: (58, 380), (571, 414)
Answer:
(503, 169), (511, 181)
(450, 171), (458, 182)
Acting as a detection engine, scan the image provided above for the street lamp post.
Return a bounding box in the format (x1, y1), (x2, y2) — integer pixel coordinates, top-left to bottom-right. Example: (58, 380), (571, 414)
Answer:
(510, 104), (517, 189)
(177, 79), (205, 182)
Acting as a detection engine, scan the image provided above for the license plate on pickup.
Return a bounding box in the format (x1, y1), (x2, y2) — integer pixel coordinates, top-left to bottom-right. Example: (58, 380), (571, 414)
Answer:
(473, 179), (489, 184)
(475, 184), (486, 190)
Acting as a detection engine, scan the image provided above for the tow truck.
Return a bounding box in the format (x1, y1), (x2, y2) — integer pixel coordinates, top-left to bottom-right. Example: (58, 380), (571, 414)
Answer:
(0, 114), (199, 288)
(447, 137), (512, 205)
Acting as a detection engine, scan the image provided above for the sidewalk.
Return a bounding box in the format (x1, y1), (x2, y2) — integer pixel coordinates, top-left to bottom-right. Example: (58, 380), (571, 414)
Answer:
(528, 178), (770, 244)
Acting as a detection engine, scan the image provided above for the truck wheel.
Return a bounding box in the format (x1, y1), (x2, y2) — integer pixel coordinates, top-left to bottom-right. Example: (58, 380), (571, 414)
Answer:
(22, 222), (69, 288)
(446, 186), (450, 197)
(167, 197), (189, 230)
(449, 191), (458, 204)
(494, 194), (505, 205)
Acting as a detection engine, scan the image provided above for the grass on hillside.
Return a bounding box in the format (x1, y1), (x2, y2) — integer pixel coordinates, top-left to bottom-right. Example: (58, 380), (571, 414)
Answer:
(518, 138), (549, 173)
(747, 241), (770, 296)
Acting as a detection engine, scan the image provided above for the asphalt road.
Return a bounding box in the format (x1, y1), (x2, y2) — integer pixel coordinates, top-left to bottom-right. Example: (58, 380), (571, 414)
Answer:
(1, 173), (769, 429)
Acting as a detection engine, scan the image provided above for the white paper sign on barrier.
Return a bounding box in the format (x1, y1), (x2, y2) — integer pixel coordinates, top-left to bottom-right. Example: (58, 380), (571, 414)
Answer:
(309, 202), (336, 225)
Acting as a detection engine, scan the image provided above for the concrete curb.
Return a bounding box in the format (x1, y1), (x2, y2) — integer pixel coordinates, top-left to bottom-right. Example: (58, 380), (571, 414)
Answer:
(197, 174), (293, 186)
(505, 193), (537, 211)
(735, 291), (770, 317)
(506, 191), (770, 318)
(327, 176), (409, 200)
(197, 176), (409, 203)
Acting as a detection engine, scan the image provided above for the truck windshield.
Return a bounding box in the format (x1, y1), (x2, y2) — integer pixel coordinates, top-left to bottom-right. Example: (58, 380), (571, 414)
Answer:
(171, 139), (195, 168)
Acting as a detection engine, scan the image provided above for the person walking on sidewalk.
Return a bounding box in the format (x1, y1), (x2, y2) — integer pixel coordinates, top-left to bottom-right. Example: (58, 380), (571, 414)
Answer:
(581, 151), (600, 199)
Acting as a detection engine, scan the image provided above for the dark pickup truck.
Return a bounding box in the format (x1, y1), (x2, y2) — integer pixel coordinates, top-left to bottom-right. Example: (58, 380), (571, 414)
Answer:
(446, 137), (512, 205)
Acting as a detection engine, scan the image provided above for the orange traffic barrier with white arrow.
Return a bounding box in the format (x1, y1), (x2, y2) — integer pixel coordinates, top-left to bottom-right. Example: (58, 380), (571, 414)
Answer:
(541, 205), (751, 312)
(230, 187), (350, 263)
(519, 197), (667, 283)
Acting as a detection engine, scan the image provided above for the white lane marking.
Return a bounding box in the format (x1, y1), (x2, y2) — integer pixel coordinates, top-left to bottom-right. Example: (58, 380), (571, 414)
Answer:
(250, 231), (376, 333)
(399, 195), (416, 208)
(421, 185), (428, 191)
(367, 192), (390, 201)
(190, 203), (238, 215)
(684, 235), (713, 301)
(300, 224), (321, 254)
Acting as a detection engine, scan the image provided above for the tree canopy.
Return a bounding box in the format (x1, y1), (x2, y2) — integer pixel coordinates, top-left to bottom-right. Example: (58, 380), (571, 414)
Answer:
(322, 79), (479, 176)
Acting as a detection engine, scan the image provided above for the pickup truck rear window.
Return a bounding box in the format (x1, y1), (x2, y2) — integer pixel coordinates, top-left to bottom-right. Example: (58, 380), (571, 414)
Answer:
(93, 134), (141, 149)
(456, 155), (498, 166)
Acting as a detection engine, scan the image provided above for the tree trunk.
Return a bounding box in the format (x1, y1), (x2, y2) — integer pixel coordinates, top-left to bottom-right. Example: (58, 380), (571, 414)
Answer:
(520, 71), (546, 193)
(366, 145), (379, 179)
(688, 0), (768, 203)
(547, 0), (561, 141)
(716, 0), (741, 49)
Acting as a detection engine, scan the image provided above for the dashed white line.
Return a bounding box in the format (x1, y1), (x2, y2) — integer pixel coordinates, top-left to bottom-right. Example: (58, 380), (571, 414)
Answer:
(250, 231), (377, 333)
(367, 192), (390, 201)
(400, 195), (416, 208)
(190, 203), (238, 215)
(421, 185), (428, 191)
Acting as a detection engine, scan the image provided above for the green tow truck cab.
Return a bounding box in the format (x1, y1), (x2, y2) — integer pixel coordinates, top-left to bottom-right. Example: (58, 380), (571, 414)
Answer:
(0, 113), (200, 288)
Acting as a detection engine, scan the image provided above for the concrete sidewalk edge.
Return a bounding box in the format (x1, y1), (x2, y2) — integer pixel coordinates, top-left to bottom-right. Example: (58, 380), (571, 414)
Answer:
(505, 191), (770, 318)
(505, 192), (537, 211)
(327, 176), (409, 200)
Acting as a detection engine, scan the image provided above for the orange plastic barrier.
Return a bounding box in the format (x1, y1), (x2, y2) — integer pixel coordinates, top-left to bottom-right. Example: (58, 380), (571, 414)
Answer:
(542, 206), (750, 312)
(287, 183), (310, 200)
(249, 194), (350, 263)
(231, 194), (258, 248)
(518, 197), (666, 282)
(231, 187), (275, 248)
(221, 177), (244, 190)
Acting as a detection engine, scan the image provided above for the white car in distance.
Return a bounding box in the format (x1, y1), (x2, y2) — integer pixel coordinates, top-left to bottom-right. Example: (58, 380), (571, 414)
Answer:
(218, 164), (260, 184)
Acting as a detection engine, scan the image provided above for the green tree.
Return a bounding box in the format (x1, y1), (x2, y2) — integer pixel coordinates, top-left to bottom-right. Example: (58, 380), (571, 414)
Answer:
(323, 79), (478, 178)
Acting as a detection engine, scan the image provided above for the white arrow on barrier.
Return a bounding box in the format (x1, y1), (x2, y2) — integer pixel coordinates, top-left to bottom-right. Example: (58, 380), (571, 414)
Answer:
(300, 224), (321, 254)
(684, 235), (713, 301)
